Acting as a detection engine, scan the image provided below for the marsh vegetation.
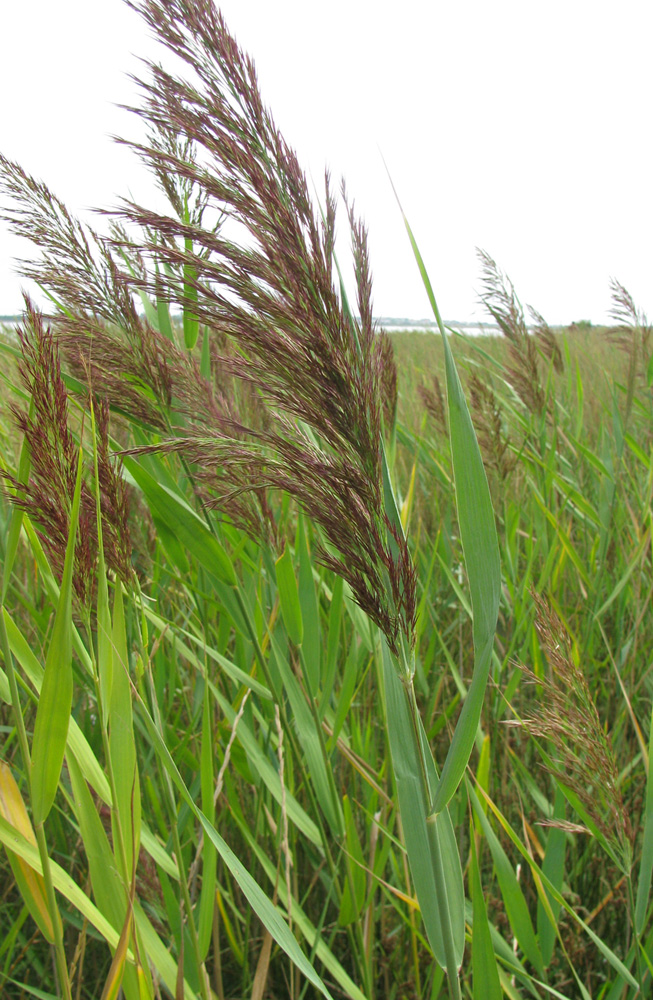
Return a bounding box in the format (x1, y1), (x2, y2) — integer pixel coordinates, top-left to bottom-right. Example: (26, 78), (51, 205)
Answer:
(0, 2), (652, 999)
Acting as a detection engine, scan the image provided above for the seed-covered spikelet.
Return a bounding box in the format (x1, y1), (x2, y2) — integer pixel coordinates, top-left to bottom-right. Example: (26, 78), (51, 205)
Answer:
(2, 301), (135, 604)
(113, 0), (416, 650)
(608, 278), (652, 426)
(378, 331), (398, 432)
(468, 372), (515, 482)
(94, 396), (135, 585)
(529, 305), (564, 374)
(419, 375), (447, 438)
(511, 592), (632, 874)
(477, 249), (563, 418)
(0, 0), (416, 653)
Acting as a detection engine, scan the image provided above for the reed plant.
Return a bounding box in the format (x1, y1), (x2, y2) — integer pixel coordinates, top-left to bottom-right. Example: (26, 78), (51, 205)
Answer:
(0, 1), (652, 999)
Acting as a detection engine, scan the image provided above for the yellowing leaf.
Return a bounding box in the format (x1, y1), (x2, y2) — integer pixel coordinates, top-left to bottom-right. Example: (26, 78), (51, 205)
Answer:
(0, 761), (57, 942)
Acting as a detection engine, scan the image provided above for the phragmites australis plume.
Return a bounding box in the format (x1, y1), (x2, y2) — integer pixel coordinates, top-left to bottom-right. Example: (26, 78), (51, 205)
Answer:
(468, 372), (515, 483)
(419, 374), (447, 438)
(477, 249), (563, 418)
(608, 277), (652, 429)
(2, 300), (133, 604)
(510, 592), (633, 875)
(0, 0), (415, 653)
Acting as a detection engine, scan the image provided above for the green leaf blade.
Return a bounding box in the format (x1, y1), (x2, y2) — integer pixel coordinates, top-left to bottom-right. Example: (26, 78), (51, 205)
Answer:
(31, 447), (84, 825)
(275, 544), (304, 647)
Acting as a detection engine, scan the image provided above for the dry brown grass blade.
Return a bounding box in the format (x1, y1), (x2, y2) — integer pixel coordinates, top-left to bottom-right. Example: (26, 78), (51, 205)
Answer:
(250, 928), (273, 1000)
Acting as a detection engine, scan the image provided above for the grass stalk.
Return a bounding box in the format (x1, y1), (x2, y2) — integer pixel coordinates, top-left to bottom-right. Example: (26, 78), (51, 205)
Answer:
(425, 813), (462, 1000)
(405, 671), (462, 1000)
(33, 820), (72, 1000)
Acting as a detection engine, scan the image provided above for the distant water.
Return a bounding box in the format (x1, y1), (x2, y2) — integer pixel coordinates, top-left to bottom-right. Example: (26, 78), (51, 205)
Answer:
(2, 316), (503, 337)
(380, 320), (502, 337)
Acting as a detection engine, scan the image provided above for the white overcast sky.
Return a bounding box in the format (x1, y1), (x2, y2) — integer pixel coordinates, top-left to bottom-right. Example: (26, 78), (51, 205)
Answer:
(1, 0), (652, 324)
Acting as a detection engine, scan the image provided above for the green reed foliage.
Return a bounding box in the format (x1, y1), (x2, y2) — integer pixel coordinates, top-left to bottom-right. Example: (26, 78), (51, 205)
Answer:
(0, 2), (496, 997)
(0, 1), (653, 998)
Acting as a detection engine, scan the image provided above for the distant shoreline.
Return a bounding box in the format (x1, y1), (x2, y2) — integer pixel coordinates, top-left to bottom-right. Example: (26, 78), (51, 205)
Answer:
(0, 314), (501, 329)
(1, 314), (591, 337)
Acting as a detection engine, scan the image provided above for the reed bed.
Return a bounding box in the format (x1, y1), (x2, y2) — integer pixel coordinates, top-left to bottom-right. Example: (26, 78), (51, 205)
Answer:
(0, 2), (652, 998)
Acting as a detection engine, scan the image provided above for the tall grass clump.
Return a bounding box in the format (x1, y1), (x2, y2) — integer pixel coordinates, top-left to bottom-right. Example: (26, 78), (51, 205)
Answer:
(0, 1), (501, 998)
(393, 248), (653, 995)
(1, 1), (653, 998)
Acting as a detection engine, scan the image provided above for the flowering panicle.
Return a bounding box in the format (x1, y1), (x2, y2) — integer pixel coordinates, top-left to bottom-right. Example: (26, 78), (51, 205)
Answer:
(468, 372), (515, 482)
(2, 301), (134, 604)
(478, 249), (563, 417)
(378, 332), (398, 431)
(608, 278), (651, 427)
(511, 592), (632, 873)
(0, 0), (417, 653)
(116, 0), (416, 649)
(419, 375), (447, 438)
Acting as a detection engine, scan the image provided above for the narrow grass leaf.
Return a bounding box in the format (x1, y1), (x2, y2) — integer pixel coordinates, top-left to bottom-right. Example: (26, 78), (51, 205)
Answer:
(0, 814), (123, 951)
(268, 630), (342, 835)
(380, 438), (404, 560)
(470, 834), (502, 1000)
(329, 637), (363, 748)
(67, 754), (143, 1000)
(400, 459), (418, 532)
(538, 788), (567, 967)
(471, 735), (492, 834)
(123, 456), (236, 585)
(275, 544), (304, 647)
(381, 641), (465, 969)
(182, 237), (199, 349)
(136, 704), (337, 1000)
(133, 899), (197, 1000)
(338, 795), (367, 925)
(100, 905), (134, 1000)
(433, 303), (500, 813)
(207, 675), (321, 845)
(389, 196), (500, 814)
(31, 445), (83, 825)
(0, 762), (57, 942)
(156, 271), (175, 342)
(342, 580), (374, 651)
(4, 981), (60, 1000)
(319, 573), (343, 717)
(3, 610), (110, 803)
(197, 679), (217, 960)
(20, 516), (94, 677)
(469, 783), (544, 975)
(110, 583), (141, 878)
(296, 513), (320, 690)
(234, 809), (368, 1000)
(472, 780), (638, 988)
(200, 326), (211, 378)
(636, 703), (653, 934)
(594, 529), (650, 620)
(144, 608), (271, 700)
(135, 288), (160, 331)
(96, 536), (113, 731)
